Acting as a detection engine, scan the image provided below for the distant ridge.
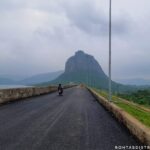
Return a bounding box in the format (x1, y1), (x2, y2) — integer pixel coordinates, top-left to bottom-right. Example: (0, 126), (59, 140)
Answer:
(0, 77), (15, 85)
(2, 50), (149, 93)
(115, 78), (150, 86)
(46, 50), (150, 93)
(18, 71), (64, 85)
(0, 71), (63, 85)
(52, 50), (110, 88)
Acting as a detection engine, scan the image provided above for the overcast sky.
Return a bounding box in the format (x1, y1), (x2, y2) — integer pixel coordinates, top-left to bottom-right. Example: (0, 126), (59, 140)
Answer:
(0, 0), (150, 80)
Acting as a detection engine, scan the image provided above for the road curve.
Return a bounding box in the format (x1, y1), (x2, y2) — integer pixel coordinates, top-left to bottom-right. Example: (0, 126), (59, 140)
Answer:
(0, 86), (140, 150)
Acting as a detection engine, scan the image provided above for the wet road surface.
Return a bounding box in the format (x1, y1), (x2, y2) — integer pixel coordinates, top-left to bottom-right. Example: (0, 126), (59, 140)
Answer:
(0, 87), (140, 150)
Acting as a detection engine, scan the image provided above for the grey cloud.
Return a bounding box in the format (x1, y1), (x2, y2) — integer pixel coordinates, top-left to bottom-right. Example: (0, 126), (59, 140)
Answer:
(112, 18), (130, 36)
(0, 0), (149, 80)
(62, 1), (129, 37)
(0, 0), (27, 11)
(35, 26), (66, 42)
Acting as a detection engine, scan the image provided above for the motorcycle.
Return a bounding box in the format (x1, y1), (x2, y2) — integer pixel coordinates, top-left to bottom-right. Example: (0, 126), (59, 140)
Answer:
(58, 89), (63, 96)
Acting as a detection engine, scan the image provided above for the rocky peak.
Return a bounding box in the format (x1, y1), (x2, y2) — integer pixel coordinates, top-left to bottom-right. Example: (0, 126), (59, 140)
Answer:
(75, 50), (85, 56)
(65, 50), (106, 76)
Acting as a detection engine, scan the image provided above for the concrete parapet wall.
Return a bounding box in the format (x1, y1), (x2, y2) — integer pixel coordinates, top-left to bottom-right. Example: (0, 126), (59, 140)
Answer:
(0, 86), (57, 104)
(88, 88), (150, 146)
(0, 85), (76, 105)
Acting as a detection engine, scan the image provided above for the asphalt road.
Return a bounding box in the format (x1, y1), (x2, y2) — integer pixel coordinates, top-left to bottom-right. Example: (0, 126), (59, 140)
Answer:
(0, 87), (141, 150)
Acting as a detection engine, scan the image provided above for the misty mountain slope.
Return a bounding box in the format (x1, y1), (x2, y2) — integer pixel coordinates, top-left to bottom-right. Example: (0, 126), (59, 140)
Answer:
(52, 51), (109, 87)
(0, 74), (29, 81)
(115, 78), (150, 86)
(0, 78), (15, 85)
(18, 71), (63, 85)
(0, 71), (63, 85)
(39, 51), (123, 92)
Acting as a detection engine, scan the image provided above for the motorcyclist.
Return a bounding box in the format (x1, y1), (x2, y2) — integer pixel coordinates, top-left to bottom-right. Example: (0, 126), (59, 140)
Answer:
(58, 84), (63, 95)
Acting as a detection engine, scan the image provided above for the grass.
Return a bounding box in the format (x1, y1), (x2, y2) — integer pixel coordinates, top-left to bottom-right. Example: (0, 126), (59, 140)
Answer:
(115, 102), (150, 127)
(93, 88), (150, 128)
(117, 90), (150, 107)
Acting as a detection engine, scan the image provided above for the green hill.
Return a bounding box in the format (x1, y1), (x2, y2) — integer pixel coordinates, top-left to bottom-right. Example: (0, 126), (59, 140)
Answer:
(18, 71), (63, 85)
(40, 51), (120, 91)
(41, 50), (149, 93)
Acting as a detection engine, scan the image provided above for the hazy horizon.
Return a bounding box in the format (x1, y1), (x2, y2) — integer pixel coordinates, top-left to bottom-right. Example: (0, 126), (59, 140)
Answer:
(0, 0), (150, 81)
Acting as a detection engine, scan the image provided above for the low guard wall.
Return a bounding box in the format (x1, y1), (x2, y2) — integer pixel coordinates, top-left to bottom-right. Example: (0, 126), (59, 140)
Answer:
(0, 85), (76, 105)
(88, 88), (150, 146)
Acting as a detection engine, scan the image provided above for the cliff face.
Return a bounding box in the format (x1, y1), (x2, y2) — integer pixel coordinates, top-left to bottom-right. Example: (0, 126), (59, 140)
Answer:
(48, 50), (138, 92)
(53, 50), (110, 89)
(65, 51), (106, 76)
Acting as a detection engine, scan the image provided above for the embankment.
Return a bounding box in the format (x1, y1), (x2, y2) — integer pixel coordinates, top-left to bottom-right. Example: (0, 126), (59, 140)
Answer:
(0, 85), (75, 105)
(88, 88), (150, 146)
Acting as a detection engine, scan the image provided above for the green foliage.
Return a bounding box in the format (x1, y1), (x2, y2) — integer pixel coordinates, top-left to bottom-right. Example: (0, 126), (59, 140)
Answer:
(93, 88), (150, 127)
(117, 90), (150, 106)
(115, 102), (150, 127)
